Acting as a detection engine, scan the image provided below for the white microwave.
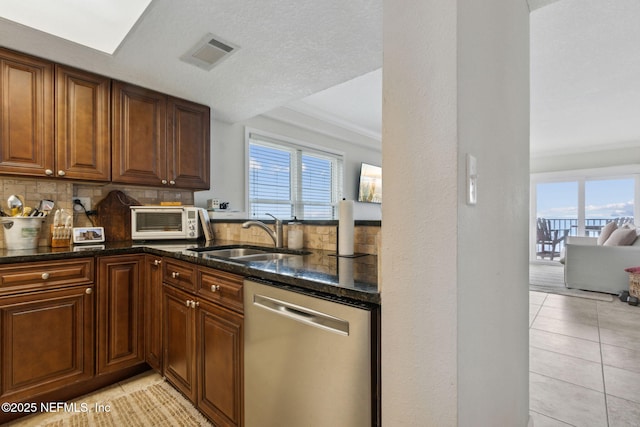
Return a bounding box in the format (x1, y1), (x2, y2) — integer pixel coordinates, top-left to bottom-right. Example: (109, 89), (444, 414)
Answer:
(130, 206), (206, 240)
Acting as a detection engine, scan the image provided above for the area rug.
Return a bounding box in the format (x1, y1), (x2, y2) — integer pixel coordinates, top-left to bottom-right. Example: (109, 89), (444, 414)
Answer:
(529, 263), (614, 302)
(41, 380), (212, 427)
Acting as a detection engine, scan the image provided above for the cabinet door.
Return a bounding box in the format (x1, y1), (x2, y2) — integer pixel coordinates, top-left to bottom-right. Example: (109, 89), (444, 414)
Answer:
(55, 65), (111, 181)
(144, 255), (163, 371)
(0, 48), (54, 176)
(112, 81), (167, 186)
(167, 97), (210, 190)
(197, 298), (243, 427)
(0, 286), (94, 401)
(96, 255), (145, 374)
(163, 284), (197, 402)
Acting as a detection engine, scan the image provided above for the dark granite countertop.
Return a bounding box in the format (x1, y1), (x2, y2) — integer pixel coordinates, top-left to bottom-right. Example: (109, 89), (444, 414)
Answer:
(0, 240), (380, 305)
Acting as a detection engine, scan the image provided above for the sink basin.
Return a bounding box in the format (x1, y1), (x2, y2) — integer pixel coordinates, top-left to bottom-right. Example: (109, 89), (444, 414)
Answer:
(189, 245), (310, 262)
(198, 248), (268, 258)
(235, 253), (299, 261)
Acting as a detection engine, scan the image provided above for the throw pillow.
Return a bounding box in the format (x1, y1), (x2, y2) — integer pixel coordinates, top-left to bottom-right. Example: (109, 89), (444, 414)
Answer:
(603, 227), (637, 246)
(598, 221), (618, 245)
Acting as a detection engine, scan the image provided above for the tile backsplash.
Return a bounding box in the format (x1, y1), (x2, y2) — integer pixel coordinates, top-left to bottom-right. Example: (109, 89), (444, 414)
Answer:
(212, 222), (380, 255)
(0, 176), (379, 255)
(0, 177), (193, 249)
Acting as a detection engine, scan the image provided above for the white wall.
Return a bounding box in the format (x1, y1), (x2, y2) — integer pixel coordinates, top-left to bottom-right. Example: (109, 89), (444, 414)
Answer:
(382, 0), (530, 425)
(532, 144), (640, 174)
(194, 113), (382, 220)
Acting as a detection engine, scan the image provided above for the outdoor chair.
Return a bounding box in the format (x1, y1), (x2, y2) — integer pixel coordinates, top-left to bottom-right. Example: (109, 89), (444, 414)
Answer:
(536, 218), (569, 260)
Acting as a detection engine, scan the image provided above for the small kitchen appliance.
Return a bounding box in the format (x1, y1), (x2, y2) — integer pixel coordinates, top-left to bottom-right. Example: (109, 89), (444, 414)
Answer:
(130, 206), (206, 240)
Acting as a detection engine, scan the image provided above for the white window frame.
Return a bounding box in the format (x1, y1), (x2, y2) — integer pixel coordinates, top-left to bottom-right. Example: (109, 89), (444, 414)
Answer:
(244, 128), (344, 220)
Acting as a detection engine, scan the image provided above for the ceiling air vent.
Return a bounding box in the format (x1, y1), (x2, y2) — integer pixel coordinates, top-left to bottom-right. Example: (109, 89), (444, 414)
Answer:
(181, 33), (239, 71)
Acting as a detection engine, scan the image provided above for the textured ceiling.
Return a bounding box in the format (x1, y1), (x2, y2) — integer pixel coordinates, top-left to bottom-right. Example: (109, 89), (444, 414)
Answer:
(0, 0), (382, 124)
(2, 0), (637, 157)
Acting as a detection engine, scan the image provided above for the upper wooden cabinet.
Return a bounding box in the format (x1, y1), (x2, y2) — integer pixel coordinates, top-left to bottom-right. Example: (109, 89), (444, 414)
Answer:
(112, 81), (210, 190)
(168, 97), (210, 190)
(56, 65), (111, 181)
(0, 48), (54, 176)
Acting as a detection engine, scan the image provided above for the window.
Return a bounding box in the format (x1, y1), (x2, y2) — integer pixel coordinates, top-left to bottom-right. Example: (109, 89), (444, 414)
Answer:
(247, 131), (343, 219)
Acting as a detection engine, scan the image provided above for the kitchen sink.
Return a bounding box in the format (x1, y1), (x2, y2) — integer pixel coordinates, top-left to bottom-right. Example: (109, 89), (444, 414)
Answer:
(197, 248), (269, 258)
(188, 245), (310, 262)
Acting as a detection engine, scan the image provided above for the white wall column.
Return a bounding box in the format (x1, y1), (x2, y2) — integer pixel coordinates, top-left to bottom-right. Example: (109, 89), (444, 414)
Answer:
(382, 1), (530, 425)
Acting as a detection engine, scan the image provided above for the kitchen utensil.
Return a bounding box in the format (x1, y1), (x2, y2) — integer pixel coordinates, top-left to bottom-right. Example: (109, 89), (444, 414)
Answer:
(39, 200), (55, 217)
(7, 195), (24, 217)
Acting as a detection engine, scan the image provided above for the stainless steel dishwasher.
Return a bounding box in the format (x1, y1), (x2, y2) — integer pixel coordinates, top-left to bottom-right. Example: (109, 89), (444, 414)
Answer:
(244, 279), (375, 427)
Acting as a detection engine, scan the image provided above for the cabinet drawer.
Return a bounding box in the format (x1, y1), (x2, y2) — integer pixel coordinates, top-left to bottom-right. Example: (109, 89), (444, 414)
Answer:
(0, 258), (94, 295)
(163, 258), (197, 292)
(198, 268), (243, 313)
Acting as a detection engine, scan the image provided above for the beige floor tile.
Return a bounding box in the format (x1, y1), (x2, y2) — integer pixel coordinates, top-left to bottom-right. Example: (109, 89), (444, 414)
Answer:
(532, 315), (600, 342)
(530, 329), (601, 363)
(603, 365), (640, 404)
(529, 411), (574, 427)
(537, 304), (599, 326)
(597, 307), (640, 332)
(606, 394), (640, 427)
(530, 347), (604, 392)
(530, 291), (548, 305)
(600, 326), (640, 352)
(530, 372), (607, 427)
(602, 343), (640, 374)
(543, 294), (598, 313)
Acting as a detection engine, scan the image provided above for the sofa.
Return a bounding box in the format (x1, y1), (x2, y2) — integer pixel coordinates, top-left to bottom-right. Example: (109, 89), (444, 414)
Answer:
(564, 235), (640, 294)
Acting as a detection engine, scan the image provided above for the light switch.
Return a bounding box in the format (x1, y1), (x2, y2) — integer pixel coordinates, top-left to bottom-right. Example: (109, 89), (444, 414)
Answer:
(466, 154), (477, 205)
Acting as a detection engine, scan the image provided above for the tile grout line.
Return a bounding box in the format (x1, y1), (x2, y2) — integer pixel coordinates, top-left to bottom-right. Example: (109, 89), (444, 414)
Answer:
(596, 301), (610, 427)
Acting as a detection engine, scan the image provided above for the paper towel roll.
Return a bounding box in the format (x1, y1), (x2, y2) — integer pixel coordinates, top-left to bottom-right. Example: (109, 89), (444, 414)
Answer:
(338, 257), (354, 286)
(338, 199), (354, 255)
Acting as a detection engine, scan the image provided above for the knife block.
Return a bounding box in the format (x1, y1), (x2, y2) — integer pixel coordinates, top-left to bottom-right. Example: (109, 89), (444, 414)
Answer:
(50, 225), (71, 248)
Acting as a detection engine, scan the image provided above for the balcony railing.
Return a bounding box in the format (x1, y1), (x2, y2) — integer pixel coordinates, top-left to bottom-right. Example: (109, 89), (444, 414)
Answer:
(536, 217), (634, 259)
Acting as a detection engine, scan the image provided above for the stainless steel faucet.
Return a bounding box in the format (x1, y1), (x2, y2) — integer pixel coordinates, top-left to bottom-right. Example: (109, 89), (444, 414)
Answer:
(242, 213), (284, 248)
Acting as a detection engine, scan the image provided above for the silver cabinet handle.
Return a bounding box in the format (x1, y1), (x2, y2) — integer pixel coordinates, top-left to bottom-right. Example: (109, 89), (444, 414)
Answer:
(211, 285), (220, 292)
(86, 288), (93, 294)
(169, 180), (176, 185)
(161, 179), (168, 185)
(57, 170), (66, 176)
(45, 169), (54, 176)
(41, 272), (50, 280)
(154, 259), (162, 266)
(194, 301), (200, 307)
(171, 272), (180, 279)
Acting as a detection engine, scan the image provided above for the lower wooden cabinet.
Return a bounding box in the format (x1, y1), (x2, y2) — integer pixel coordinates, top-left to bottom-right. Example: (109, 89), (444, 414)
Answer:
(163, 267), (244, 427)
(96, 255), (145, 374)
(144, 255), (163, 371)
(0, 285), (94, 401)
(197, 297), (243, 427)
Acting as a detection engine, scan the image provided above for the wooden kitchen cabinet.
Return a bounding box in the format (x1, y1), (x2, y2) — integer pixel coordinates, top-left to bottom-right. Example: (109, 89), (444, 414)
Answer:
(96, 255), (145, 375)
(144, 255), (163, 371)
(112, 81), (210, 190)
(163, 266), (244, 426)
(0, 48), (54, 176)
(167, 97), (210, 190)
(55, 65), (111, 181)
(197, 297), (243, 427)
(0, 258), (94, 403)
(163, 283), (197, 402)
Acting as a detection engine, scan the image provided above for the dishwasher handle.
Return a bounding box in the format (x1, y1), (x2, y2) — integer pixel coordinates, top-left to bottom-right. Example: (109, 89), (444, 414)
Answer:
(253, 294), (349, 336)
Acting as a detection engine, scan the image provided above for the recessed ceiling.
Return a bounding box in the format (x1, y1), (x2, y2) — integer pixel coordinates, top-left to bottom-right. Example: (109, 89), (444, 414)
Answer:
(0, 0), (152, 54)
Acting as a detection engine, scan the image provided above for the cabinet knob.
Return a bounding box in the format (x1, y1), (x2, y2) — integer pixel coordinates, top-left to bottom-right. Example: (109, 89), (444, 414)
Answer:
(185, 300), (192, 307)
(154, 259), (162, 266)
(161, 179), (168, 185)
(194, 301), (200, 307)
(211, 285), (220, 293)
(86, 288), (93, 294)
(45, 169), (54, 176)
(57, 170), (66, 177)
(169, 180), (176, 185)
(171, 272), (180, 279)
(41, 272), (50, 280)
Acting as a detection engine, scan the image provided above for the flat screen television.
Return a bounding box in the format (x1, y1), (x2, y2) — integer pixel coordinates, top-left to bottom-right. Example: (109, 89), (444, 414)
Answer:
(357, 162), (382, 203)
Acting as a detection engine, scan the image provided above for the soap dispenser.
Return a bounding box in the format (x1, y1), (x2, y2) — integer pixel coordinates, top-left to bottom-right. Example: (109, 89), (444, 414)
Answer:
(287, 217), (304, 249)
